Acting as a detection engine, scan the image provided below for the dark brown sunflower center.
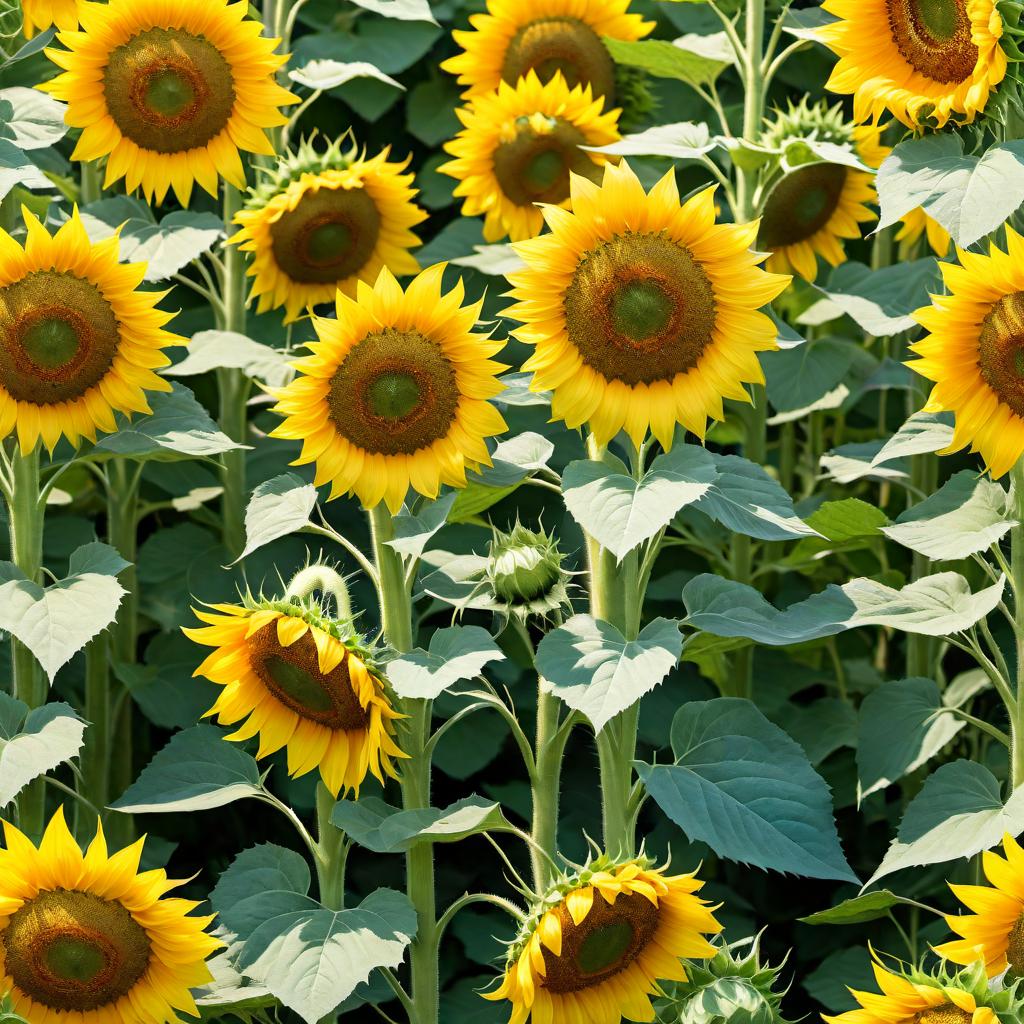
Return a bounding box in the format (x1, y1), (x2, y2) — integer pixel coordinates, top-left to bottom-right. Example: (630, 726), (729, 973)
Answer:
(270, 185), (382, 285)
(104, 27), (236, 153)
(887, 0), (978, 84)
(502, 17), (616, 101)
(978, 291), (1024, 417)
(1008, 912), (1024, 974)
(0, 271), (120, 405)
(564, 232), (717, 386)
(913, 1005), (973, 1024)
(4, 889), (151, 1012)
(493, 117), (599, 207)
(247, 622), (370, 730)
(327, 327), (460, 455)
(759, 164), (849, 250)
(541, 890), (660, 994)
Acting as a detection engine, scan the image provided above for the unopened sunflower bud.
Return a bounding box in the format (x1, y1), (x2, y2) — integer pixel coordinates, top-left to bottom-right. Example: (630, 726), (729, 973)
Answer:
(486, 522), (570, 620)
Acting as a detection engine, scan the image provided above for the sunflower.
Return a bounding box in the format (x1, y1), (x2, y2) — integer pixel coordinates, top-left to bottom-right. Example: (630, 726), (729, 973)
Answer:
(821, 956), (1019, 1024)
(818, 0), (1007, 128)
(506, 161), (789, 449)
(935, 833), (1024, 977)
(230, 139), (426, 324)
(909, 227), (1024, 478)
(897, 207), (952, 257)
(40, 0), (298, 206)
(0, 806), (221, 1024)
(440, 70), (620, 243)
(20, 0), (79, 38)
(184, 599), (406, 796)
(270, 264), (508, 513)
(484, 856), (722, 1024)
(441, 0), (653, 103)
(0, 207), (180, 454)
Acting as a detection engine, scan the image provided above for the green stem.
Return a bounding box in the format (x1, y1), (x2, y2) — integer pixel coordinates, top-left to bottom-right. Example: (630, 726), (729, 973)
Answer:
(79, 160), (102, 206)
(8, 443), (45, 837)
(1009, 458), (1024, 791)
(530, 686), (564, 890)
(906, 403), (938, 678)
(80, 631), (110, 835)
(217, 184), (250, 559)
(315, 781), (348, 911)
(367, 504), (437, 1024)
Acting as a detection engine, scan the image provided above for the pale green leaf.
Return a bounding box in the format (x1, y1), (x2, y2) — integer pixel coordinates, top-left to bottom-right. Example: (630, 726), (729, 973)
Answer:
(239, 473), (318, 560)
(168, 331), (293, 387)
(388, 625), (505, 699)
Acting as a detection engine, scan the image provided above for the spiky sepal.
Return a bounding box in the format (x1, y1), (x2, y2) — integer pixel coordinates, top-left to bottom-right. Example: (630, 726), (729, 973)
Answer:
(483, 520), (572, 624)
(245, 132), (360, 208)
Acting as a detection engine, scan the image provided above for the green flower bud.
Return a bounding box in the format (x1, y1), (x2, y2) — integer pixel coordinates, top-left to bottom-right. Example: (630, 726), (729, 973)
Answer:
(485, 521), (570, 621)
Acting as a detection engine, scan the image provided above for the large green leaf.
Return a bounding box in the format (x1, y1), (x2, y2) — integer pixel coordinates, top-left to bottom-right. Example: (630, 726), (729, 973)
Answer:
(0, 696), (85, 806)
(168, 330), (293, 388)
(346, 0), (436, 22)
(638, 698), (856, 882)
(871, 411), (954, 466)
(763, 337), (854, 415)
(0, 87), (67, 149)
(239, 473), (318, 560)
(800, 890), (936, 926)
(0, 542), (128, 681)
(388, 626), (505, 699)
(857, 678), (965, 799)
(0, 138), (51, 200)
(212, 844), (312, 938)
(868, 760), (1024, 884)
(586, 121), (716, 160)
(111, 724), (263, 813)
(387, 493), (456, 558)
(535, 615), (683, 731)
(288, 58), (403, 91)
(563, 445), (717, 559)
(604, 35), (732, 87)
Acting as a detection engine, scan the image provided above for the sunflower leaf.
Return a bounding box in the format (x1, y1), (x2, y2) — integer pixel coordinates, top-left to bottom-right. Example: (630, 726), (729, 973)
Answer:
(345, 0), (437, 22)
(386, 492), (457, 558)
(799, 890), (937, 926)
(638, 697), (857, 882)
(288, 58), (404, 92)
(0, 697), (85, 807)
(388, 625), (505, 699)
(871, 411), (955, 466)
(585, 121), (717, 160)
(238, 473), (319, 561)
(167, 331), (293, 388)
(604, 36), (732, 88)
(0, 87), (67, 150)
(0, 137), (51, 200)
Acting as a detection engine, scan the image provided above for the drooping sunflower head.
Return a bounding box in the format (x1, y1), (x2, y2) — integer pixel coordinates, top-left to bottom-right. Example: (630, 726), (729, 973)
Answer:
(184, 594), (407, 796)
(935, 832), (1024, 978)
(0, 806), (222, 1024)
(441, 70), (621, 243)
(821, 955), (1022, 1024)
(41, 0), (298, 206)
(441, 0), (653, 104)
(910, 227), (1024, 478)
(757, 100), (885, 283)
(485, 855), (722, 1024)
(230, 135), (427, 323)
(270, 263), (508, 514)
(486, 520), (571, 622)
(0, 207), (180, 455)
(506, 161), (789, 450)
(20, 0), (79, 38)
(818, 0), (1009, 128)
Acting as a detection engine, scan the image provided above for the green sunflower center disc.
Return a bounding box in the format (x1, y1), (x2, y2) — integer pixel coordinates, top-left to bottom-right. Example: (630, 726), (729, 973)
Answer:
(887, 0), (977, 84)
(978, 290), (1024, 417)
(328, 327), (461, 456)
(914, 1006), (974, 1024)
(502, 17), (616, 101)
(4, 889), (151, 1011)
(541, 890), (660, 993)
(564, 232), (718, 386)
(1007, 912), (1024, 975)
(758, 163), (848, 251)
(493, 118), (598, 208)
(248, 622), (370, 730)
(104, 27), (236, 153)
(270, 185), (382, 285)
(0, 271), (120, 406)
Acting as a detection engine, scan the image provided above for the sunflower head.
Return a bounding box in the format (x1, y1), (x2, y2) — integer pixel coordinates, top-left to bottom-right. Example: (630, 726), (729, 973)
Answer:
(486, 853), (722, 1024)
(0, 207), (181, 455)
(822, 955), (1024, 1024)
(185, 591), (407, 797)
(441, 0), (653, 103)
(506, 160), (789, 450)
(230, 135), (426, 323)
(818, 0), (1010, 128)
(0, 806), (222, 1024)
(485, 520), (571, 622)
(41, 0), (298, 206)
(910, 227), (1024, 477)
(440, 70), (621, 243)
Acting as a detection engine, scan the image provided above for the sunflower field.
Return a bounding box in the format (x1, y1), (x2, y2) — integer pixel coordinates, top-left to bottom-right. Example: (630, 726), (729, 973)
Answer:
(7, 0), (1024, 1021)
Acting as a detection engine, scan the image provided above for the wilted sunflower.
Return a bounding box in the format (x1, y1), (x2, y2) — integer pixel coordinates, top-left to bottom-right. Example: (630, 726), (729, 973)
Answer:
(818, 0), (1007, 128)
(270, 264), (508, 513)
(0, 806), (221, 1024)
(758, 102), (886, 282)
(20, 0), (79, 37)
(909, 227), (1024, 478)
(822, 956), (1021, 1024)
(41, 0), (298, 206)
(230, 138), (426, 323)
(185, 599), (406, 796)
(506, 161), (789, 449)
(897, 207), (952, 257)
(441, 70), (620, 243)
(936, 833), (1024, 977)
(485, 856), (721, 1024)
(0, 207), (179, 454)
(442, 0), (653, 104)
